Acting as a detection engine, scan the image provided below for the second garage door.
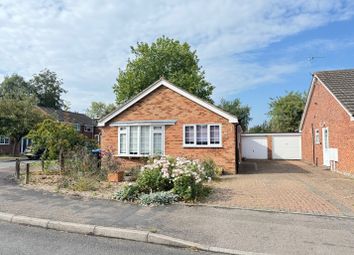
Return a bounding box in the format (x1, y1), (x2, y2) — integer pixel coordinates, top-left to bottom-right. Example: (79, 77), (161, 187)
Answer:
(272, 135), (301, 160)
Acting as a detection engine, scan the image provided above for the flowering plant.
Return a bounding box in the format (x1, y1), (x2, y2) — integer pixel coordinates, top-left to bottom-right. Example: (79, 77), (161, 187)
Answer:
(141, 156), (208, 183)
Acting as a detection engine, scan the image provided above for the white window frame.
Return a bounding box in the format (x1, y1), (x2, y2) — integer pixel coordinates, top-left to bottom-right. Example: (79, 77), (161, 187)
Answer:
(118, 125), (165, 157)
(314, 129), (320, 145)
(183, 124), (222, 148)
(74, 123), (81, 132)
(0, 136), (10, 145)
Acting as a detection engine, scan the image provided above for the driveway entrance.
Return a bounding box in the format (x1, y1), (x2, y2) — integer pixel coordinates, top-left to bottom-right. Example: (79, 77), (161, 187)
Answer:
(208, 160), (354, 216)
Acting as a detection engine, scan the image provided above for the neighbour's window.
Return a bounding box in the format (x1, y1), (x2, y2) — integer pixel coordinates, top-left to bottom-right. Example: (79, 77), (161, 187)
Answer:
(118, 126), (164, 156)
(0, 136), (10, 145)
(74, 123), (81, 132)
(94, 134), (100, 144)
(84, 125), (93, 132)
(315, 129), (320, 144)
(183, 124), (222, 147)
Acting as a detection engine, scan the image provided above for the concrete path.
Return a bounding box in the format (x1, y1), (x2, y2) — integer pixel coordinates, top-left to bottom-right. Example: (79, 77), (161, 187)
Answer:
(1, 161), (354, 254)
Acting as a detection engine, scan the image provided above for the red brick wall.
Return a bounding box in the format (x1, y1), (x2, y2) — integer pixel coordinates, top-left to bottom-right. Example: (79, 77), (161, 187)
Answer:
(101, 86), (237, 174)
(267, 135), (273, 160)
(0, 141), (20, 155)
(302, 78), (354, 174)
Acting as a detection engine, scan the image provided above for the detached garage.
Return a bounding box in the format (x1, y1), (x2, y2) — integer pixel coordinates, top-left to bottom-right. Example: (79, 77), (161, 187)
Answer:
(241, 133), (302, 160)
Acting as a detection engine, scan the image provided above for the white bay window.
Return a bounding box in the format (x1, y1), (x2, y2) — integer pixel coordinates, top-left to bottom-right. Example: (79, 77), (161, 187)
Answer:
(183, 124), (222, 147)
(118, 126), (164, 156)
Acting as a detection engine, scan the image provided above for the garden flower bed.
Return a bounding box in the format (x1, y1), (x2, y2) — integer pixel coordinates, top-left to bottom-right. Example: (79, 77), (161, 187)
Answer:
(18, 153), (221, 205)
(113, 156), (221, 205)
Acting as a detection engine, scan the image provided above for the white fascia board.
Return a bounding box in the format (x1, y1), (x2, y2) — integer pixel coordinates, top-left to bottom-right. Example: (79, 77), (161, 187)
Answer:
(110, 120), (176, 127)
(299, 76), (316, 131)
(98, 79), (238, 126)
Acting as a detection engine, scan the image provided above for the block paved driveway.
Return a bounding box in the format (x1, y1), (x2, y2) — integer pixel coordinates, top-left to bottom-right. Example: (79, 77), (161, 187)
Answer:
(208, 160), (354, 216)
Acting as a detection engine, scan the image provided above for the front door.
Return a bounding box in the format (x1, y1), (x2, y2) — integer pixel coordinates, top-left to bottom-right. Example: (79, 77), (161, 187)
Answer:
(322, 127), (330, 166)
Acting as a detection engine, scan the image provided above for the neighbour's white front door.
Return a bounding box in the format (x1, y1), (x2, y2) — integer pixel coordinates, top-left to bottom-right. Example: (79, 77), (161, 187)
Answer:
(322, 127), (330, 166)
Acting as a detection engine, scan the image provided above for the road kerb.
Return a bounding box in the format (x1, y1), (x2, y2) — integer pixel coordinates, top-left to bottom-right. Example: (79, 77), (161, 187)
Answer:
(0, 212), (14, 222)
(147, 232), (205, 249)
(0, 211), (270, 255)
(12, 215), (49, 228)
(47, 220), (95, 235)
(209, 246), (268, 255)
(94, 226), (148, 242)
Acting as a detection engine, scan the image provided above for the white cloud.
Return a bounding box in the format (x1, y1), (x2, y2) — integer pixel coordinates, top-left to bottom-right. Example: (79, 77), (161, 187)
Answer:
(0, 0), (353, 111)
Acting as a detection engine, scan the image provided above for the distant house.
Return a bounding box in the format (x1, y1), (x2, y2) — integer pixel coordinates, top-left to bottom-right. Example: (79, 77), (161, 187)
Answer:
(300, 69), (354, 176)
(98, 78), (241, 174)
(0, 106), (97, 155)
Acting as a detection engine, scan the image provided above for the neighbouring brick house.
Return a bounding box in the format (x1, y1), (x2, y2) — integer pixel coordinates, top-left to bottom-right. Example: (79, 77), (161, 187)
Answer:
(98, 78), (241, 174)
(0, 106), (97, 155)
(300, 69), (354, 176)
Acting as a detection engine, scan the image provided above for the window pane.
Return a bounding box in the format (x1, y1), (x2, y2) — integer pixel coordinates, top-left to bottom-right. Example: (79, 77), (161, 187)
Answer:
(153, 133), (162, 155)
(196, 125), (208, 145)
(119, 133), (126, 154)
(140, 126), (150, 155)
(185, 126), (194, 144)
(210, 125), (220, 144)
(129, 126), (138, 154)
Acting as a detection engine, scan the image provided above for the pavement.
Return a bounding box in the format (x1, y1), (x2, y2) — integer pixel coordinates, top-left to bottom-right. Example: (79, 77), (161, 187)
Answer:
(0, 221), (217, 255)
(1, 160), (354, 254)
(209, 160), (354, 216)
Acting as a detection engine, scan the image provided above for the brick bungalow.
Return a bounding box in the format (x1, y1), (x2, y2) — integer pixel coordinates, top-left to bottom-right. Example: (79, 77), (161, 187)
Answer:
(300, 69), (354, 176)
(98, 78), (241, 174)
(0, 106), (97, 155)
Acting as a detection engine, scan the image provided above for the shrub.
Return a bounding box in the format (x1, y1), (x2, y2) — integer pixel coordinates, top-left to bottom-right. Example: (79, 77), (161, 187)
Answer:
(138, 191), (179, 205)
(124, 166), (140, 181)
(114, 184), (140, 201)
(71, 177), (99, 191)
(201, 158), (222, 180)
(173, 174), (204, 201)
(64, 147), (103, 180)
(136, 168), (172, 193)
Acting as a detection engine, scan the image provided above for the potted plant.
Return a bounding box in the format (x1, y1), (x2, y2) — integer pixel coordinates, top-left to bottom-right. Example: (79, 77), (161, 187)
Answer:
(102, 150), (124, 182)
(107, 170), (124, 182)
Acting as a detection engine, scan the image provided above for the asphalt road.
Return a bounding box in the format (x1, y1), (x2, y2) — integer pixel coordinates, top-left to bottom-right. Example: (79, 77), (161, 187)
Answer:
(0, 222), (216, 255)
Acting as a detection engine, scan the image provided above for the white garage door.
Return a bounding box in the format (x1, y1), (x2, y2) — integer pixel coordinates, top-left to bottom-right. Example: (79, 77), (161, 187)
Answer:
(241, 136), (268, 159)
(272, 135), (301, 160)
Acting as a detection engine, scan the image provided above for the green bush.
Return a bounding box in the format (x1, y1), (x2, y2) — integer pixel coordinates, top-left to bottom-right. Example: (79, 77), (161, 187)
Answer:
(136, 168), (172, 193)
(71, 177), (99, 191)
(124, 166), (140, 181)
(173, 174), (204, 201)
(201, 158), (222, 179)
(114, 184), (140, 201)
(138, 191), (179, 205)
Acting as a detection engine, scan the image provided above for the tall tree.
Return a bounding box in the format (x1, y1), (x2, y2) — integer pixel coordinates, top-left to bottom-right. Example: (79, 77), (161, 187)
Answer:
(268, 91), (307, 132)
(86, 101), (116, 119)
(29, 69), (67, 109)
(113, 36), (214, 104)
(248, 121), (272, 133)
(0, 98), (45, 155)
(218, 98), (251, 131)
(0, 74), (34, 100)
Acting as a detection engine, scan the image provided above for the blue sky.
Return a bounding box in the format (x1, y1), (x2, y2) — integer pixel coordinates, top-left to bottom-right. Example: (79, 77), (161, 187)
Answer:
(0, 0), (354, 127)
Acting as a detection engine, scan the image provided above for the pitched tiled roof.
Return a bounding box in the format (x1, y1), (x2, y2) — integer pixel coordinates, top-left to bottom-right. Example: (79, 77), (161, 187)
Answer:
(37, 106), (95, 125)
(315, 69), (354, 116)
